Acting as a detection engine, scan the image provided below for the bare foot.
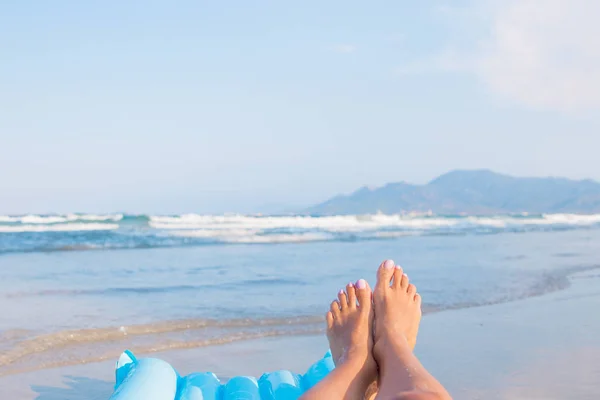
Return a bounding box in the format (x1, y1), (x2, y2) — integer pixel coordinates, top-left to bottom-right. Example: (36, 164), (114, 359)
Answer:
(373, 259), (422, 361)
(371, 260), (452, 399)
(326, 279), (377, 399)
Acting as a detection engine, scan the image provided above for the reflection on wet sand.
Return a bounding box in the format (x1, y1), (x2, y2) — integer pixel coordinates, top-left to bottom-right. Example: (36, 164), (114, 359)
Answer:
(501, 347), (600, 400)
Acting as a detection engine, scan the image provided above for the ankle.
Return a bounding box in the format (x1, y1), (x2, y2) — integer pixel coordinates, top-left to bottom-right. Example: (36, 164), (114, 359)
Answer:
(334, 349), (376, 390)
(374, 333), (411, 364)
(339, 346), (369, 366)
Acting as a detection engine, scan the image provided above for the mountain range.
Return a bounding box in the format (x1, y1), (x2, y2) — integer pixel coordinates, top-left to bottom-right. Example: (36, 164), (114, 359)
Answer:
(306, 170), (600, 215)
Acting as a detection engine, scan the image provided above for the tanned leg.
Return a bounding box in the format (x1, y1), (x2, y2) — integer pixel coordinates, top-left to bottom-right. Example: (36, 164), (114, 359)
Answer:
(373, 260), (452, 400)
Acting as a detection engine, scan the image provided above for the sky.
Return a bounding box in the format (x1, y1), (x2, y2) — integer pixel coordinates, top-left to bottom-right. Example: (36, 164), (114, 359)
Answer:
(1, 0), (599, 214)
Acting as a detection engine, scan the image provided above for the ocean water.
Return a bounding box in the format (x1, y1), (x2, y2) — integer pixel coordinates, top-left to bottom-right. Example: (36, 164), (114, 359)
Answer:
(1, 213), (600, 376)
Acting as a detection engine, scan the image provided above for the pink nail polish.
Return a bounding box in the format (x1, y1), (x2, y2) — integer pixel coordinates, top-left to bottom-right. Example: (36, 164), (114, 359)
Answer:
(403, 273), (408, 278)
(384, 260), (395, 269)
(338, 289), (344, 295)
(348, 282), (354, 287)
(356, 279), (367, 289)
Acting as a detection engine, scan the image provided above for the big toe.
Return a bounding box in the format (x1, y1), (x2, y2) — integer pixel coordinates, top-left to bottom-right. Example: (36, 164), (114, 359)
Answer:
(355, 278), (372, 309)
(375, 259), (395, 293)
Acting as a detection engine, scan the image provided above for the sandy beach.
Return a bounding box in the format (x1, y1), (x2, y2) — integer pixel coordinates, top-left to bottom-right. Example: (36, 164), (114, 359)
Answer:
(3, 0), (599, 397)
(2, 267), (599, 400)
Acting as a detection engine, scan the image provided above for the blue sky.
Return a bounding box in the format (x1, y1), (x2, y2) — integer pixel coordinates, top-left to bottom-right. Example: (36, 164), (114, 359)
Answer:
(1, 0), (599, 214)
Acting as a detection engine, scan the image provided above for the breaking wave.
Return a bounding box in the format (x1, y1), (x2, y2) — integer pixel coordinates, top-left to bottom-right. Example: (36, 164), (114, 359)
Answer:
(0, 223), (120, 233)
(2, 212), (600, 254)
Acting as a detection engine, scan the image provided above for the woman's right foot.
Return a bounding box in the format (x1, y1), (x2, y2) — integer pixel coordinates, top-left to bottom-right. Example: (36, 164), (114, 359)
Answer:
(371, 260), (453, 399)
(372, 259), (422, 361)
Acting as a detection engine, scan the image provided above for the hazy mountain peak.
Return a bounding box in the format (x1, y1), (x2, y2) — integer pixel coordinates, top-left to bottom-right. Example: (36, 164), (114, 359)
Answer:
(306, 170), (600, 215)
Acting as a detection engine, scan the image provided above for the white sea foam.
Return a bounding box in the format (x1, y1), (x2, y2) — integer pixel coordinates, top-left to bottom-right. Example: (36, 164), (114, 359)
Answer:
(540, 213), (600, 224)
(168, 230), (330, 243)
(465, 214), (600, 228)
(150, 213), (600, 241)
(166, 228), (260, 237)
(66, 214), (124, 222)
(20, 215), (71, 224)
(3, 213), (600, 238)
(149, 214), (458, 231)
(0, 214), (123, 225)
(0, 223), (119, 233)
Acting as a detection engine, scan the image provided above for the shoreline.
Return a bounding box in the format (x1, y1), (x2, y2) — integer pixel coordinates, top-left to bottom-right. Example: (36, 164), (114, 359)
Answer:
(2, 268), (600, 399)
(3, 264), (596, 378)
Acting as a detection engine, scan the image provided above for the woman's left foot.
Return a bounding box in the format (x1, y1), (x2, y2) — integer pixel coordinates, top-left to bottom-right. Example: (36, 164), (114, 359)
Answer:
(326, 279), (377, 399)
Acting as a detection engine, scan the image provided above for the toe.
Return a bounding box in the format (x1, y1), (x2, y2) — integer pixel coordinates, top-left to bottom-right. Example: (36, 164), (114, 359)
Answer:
(414, 293), (422, 306)
(338, 290), (348, 310)
(400, 272), (409, 290)
(355, 278), (372, 310)
(376, 259), (395, 292)
(330, 300), (341, 320)
(326, 311), (334, 329)
(407, 283), (417, 296)
(346, 283), (357, 308)
(392, 265), (404, 289)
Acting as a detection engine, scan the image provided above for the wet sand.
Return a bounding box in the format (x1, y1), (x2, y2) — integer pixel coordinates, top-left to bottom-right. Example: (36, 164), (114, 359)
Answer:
(2, 268), (599, 400)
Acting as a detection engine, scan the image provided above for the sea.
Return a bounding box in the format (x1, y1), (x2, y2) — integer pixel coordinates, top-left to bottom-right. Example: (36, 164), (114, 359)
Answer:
(1, 212), (600, 376)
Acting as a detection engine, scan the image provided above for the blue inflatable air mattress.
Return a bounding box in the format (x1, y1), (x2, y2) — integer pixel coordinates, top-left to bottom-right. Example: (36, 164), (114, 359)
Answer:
(109, 349), (334, 399)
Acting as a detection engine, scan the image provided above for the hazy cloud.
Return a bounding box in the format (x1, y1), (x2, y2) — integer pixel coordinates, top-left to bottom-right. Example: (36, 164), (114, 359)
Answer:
(403, 0), (600, 113)
(476, 0), (600, 113)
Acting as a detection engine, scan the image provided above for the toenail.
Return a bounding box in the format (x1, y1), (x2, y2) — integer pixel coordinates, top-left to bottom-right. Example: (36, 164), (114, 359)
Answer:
(403, 273), (408, 277)
(356, 279), (367, 289)
(395, 265), (402, 270)
(338, 289), (344, 295)
(348, 282), (354, 287)
(384, 260), (395, 269)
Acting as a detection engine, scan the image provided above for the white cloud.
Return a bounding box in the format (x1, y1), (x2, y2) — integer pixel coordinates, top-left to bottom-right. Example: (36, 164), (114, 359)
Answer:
(475, 0), (600, 113)
(333, 44), (356, 54)
(403, 0), (600, 113)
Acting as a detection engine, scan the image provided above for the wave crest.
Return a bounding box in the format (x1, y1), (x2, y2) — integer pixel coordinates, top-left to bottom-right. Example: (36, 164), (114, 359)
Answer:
(0, 223), (119, 233)
(2, 213), (600, 253)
